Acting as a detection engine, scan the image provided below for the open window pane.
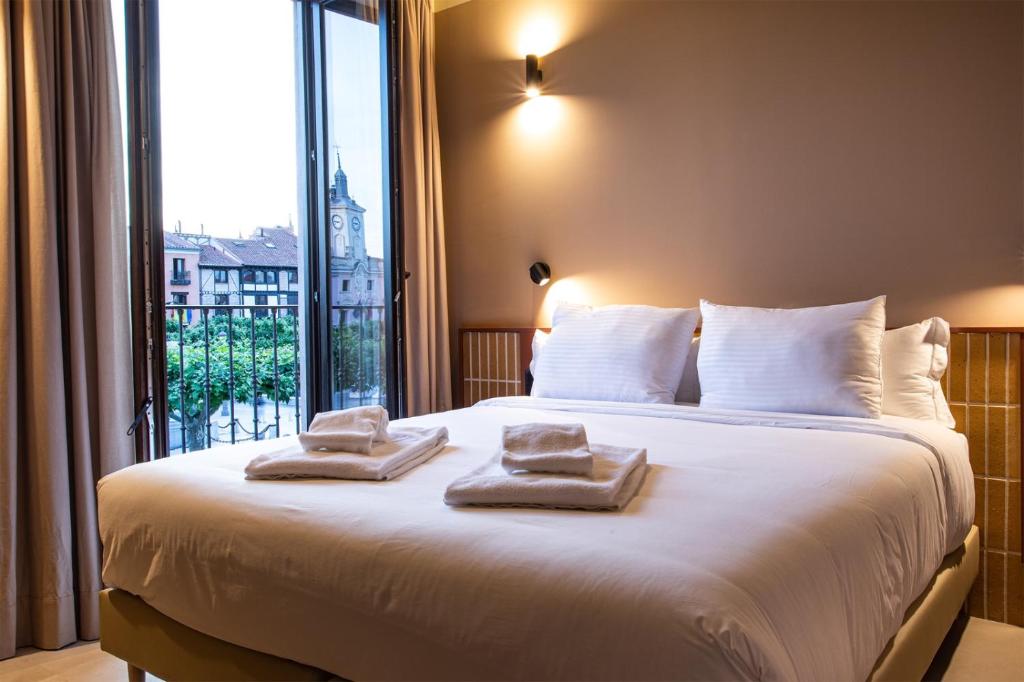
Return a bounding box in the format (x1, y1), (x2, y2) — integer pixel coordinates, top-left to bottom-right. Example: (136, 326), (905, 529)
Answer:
(158, 0), (304, 454)
(325, 1), (390, 410)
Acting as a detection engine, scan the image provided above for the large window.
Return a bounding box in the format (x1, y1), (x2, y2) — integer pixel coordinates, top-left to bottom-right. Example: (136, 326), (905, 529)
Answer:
(118, 0), (400, 457)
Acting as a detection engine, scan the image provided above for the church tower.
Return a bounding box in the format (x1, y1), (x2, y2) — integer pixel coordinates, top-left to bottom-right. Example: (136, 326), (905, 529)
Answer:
(329, 151), (367, 263)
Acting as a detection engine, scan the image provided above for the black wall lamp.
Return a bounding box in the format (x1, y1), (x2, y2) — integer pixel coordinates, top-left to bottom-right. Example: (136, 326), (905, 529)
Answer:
(525, 54), (543, 98)
(529, 262), (551, 286)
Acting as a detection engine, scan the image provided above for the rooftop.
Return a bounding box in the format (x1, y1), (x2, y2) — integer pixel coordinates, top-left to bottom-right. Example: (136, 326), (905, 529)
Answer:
(210, 228), (298, 268)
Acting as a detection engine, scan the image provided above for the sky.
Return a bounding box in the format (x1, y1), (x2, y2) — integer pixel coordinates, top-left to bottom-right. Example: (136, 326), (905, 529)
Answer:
(123, 0), (386, 259)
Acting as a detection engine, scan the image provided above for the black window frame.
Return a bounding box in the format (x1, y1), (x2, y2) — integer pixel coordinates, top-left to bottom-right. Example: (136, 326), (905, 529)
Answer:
(214, 268), (228, 284)
(124, 0), (405, 459)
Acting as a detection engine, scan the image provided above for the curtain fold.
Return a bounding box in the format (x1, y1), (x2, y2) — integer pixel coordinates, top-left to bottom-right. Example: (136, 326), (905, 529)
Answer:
(0, 0), (133, 658)
(398, 0), (451, 416)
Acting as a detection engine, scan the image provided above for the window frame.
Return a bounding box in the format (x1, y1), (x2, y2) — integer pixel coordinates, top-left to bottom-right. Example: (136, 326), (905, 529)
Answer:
(123, 0), (405, 458)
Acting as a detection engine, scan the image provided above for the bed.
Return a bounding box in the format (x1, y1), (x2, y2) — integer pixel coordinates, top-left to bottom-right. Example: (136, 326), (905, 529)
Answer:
(97, 396), (976, 681)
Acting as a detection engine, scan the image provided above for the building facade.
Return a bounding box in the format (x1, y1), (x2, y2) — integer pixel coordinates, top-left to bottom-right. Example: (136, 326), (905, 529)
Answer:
(328, 156), (386, 312)
(162, 156), (385, 317)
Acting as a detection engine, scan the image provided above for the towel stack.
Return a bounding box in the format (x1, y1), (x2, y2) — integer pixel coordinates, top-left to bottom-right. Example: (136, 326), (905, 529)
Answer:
(246, 405), (448, 481)
(444, 422), (647, 511)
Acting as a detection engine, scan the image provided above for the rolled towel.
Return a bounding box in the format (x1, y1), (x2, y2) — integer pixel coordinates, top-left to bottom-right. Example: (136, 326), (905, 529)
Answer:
(445, 444), (647, 511)
(500, 422), (593, 476)
(297, 405), (389, 454)
(246, 426), (448, 481)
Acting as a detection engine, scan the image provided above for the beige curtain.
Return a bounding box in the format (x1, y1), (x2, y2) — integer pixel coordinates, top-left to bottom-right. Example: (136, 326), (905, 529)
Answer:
(399, 0), (451, 416)
(0, 0), (134, 658)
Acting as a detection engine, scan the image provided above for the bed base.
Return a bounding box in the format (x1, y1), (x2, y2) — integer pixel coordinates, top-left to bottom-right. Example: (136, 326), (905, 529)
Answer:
(100, 526), (979, 681)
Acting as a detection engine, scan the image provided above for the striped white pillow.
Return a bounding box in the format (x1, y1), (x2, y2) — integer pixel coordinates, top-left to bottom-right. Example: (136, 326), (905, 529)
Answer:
(697, 297), (887, 418)
(532, 305), (699, 404)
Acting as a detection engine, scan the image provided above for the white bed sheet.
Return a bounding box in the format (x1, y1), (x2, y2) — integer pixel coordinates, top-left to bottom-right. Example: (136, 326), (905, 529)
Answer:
(98, 398), (973, 681)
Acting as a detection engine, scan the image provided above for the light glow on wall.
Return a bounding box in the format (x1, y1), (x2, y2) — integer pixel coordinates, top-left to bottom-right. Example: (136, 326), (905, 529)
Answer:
(516, 15), (560, 57)
(537, 275), (592, 326)
(516, 95), (564, 136)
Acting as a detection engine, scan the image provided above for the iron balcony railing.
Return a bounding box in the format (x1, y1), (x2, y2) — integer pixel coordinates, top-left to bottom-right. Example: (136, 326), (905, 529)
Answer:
(165, 303), (387, 455)
(170, 269), (191, 285)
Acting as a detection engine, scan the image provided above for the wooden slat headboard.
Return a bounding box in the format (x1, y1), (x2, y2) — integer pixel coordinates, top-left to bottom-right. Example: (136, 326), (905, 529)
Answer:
(455, 325), (1023, 627)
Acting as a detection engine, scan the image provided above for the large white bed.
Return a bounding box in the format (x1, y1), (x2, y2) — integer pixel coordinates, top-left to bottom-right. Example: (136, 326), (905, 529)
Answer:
(98, 396), (974, 681)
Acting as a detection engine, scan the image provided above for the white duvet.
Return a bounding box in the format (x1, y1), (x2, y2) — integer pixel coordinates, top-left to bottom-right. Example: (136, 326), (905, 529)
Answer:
(98, 398), (974, 681)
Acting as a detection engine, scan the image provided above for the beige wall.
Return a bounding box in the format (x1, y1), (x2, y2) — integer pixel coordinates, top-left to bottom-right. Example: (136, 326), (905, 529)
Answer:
(435, 0), (1024, 330)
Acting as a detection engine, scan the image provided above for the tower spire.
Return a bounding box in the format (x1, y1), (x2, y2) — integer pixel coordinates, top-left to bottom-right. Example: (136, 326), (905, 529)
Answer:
(332, 145), (349, 200)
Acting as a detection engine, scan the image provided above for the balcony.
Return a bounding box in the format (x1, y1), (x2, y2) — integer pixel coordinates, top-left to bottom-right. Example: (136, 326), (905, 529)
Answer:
(165, 304), (386, 455)
(170, 269), (192, 285)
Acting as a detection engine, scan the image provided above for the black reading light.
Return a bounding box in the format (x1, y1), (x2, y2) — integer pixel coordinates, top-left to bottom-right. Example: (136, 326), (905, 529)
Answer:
(529, 262), (551, 286)
(525, 54), (543, 98)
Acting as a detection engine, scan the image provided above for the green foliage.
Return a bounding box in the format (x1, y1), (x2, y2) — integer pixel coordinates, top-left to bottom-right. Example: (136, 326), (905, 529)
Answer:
(332, 319), (384, 396)
(165, 313), (298, 450)
(165, 311), (386, 451)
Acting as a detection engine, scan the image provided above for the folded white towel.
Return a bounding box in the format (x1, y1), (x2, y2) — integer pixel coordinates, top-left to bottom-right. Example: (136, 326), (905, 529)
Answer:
(445, 444), (648, 511)
(246, 426), (448, 481)
(500, 422), (593, 476)
(297, 405), (390, 454)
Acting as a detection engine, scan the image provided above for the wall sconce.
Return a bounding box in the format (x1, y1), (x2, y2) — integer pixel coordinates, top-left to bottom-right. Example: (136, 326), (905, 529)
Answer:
(529, 261), (551, 286)
(525, 54), (543, 98)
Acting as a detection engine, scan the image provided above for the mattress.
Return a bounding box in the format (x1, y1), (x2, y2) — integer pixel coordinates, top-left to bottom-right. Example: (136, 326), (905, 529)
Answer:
(97, 398), (974, 681)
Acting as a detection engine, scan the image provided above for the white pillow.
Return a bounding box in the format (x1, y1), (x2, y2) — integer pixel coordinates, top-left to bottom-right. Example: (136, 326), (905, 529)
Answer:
(532, 305), (699, 404)
(551, 301), (592, 327)
(881, 318), (956, 427)
(697, 297), (887, 418)
(529, 302), (592, 379)
(529, 329), (548, 377)
(675, 337), (701, 404)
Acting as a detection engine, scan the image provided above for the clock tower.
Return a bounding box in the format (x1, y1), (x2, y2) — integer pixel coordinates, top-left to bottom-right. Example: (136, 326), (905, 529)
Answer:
(329, 152), (367, 263)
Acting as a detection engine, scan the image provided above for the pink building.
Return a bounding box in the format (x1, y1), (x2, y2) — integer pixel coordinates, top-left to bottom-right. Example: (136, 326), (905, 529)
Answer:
(163, 233), (201, 314)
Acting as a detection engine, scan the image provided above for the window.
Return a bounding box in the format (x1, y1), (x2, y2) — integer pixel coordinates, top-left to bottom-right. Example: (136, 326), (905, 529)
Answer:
(342, 279), (350, 292)
(172, 258), (185, 276)
(366, 279), (373, 291)
(254, 294), (269, 318)
(123, 0), (401, 458)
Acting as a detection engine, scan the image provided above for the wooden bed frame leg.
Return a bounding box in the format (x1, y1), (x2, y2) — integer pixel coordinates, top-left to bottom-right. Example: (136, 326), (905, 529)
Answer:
(126, 663), (146, 682)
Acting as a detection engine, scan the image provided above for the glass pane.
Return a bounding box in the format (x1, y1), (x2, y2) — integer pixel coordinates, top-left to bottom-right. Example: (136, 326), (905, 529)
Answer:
(325, 3), (389, 410)
(158, 0), (305, 454)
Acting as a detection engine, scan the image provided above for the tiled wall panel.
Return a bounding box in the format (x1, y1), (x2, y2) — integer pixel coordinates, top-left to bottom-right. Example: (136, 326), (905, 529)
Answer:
(459, 328), (1024, 626)
(947, 331), (1023, 626)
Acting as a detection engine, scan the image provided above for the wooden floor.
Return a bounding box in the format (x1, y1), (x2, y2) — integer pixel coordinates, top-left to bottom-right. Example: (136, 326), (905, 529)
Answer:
(1, 615), (1022, 681)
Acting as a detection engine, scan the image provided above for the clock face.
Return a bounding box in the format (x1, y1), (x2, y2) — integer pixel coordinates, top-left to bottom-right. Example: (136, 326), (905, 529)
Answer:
(351, 218), (361, 232)
(331, 215), (342, 229)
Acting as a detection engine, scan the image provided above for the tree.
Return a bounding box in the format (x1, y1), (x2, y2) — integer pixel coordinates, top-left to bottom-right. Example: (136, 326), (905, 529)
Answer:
(166, 313), (298, 452)
(332, 317), (385, 400)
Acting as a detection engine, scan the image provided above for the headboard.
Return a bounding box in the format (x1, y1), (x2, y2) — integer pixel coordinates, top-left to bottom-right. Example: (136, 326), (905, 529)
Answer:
(455, 325), (1024, 627)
